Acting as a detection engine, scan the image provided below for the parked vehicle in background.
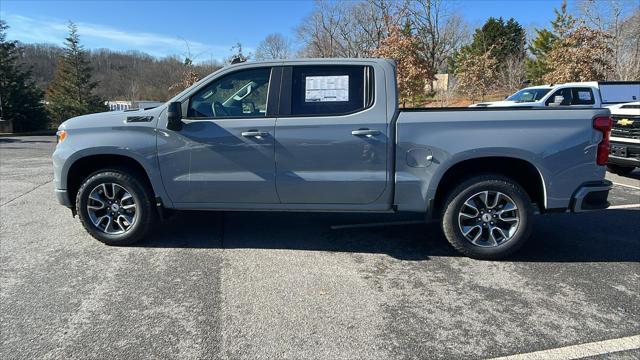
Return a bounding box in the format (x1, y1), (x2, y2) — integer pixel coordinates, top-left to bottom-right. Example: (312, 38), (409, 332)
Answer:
(53, 58), (613, 260)
(606, 102), (640, 175)
(470, 81), (639, 108)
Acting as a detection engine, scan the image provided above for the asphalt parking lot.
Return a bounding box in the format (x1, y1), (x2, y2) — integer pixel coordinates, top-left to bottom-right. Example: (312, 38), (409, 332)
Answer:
(1, 136), (639, 359)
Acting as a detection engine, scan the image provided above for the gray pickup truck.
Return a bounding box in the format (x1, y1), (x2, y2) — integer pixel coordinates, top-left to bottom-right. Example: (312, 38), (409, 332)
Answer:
(53, 59), (613, 259)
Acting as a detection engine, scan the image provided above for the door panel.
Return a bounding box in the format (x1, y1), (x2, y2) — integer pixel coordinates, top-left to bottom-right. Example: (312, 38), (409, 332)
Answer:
(275, 117), (387, 204)
(274, 64), (388, 204)
(157, 66), (279, 204)
(157, 119), (277, 203)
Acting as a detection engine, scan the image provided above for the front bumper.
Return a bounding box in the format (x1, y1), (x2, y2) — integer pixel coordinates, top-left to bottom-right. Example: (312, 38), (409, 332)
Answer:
(55, 188), (72, 208)
(570, 180), (612, 213)
(608, 139), (640, 167)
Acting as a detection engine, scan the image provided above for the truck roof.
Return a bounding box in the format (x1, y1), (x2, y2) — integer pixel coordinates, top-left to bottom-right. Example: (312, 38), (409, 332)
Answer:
(223, 58), (396, 68)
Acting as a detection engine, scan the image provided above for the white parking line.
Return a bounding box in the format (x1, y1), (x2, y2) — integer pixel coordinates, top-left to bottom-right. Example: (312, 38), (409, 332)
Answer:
(489, 334), (640, 360)
(613, 181), (640, 190)
(608, 203), (640, 209)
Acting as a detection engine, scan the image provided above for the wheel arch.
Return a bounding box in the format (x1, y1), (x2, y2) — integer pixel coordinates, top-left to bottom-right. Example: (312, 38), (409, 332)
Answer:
(431, 156), (547, 217)
(65, 153), (162, 208)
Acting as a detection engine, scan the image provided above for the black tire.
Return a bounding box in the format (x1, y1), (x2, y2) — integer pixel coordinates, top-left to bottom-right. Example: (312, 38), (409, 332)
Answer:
(441, 174), (534, 260)
(607, 164), (635, 176)
(76, 169), (155, 245)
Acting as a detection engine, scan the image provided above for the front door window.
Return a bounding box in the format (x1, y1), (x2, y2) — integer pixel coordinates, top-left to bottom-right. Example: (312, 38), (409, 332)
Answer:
(187, 68), (271, 119)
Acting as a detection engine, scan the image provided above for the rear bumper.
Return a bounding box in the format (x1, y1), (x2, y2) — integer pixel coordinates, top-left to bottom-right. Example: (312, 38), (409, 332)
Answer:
(570, 180), (612, 213)
(55, 188), (72, 208)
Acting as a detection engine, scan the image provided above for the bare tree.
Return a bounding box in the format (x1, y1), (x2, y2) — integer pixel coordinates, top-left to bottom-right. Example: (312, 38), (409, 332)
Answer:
(255, 33), (292, 60)
(578, 0), (640, 80)
(455, 48), (498, 102)
(409, 0), (469, 92)
(373, 24), (428, 107)
(543, 26), (612, 83)
(498, 56), (527, 95)
(296, 0), (405, 58)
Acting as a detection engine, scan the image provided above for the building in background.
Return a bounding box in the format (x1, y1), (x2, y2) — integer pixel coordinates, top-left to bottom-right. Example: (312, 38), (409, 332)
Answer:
(432, 74), (456, 92)
(105, 100), (164, 111)
(105, 100), (132, 111)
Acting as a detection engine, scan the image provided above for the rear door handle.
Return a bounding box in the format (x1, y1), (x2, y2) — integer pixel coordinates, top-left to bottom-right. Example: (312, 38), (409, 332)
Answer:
(351, 129), (381, 137)
(241, 130), (269, 137)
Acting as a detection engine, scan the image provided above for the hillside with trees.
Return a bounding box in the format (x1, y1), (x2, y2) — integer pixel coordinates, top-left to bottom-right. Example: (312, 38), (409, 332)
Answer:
(19, 43), (222, 103)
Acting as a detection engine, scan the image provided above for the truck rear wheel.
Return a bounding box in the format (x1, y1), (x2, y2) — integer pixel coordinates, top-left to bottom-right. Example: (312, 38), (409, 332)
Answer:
(441, 175), (534, 260)
(75, 169), (155, 245)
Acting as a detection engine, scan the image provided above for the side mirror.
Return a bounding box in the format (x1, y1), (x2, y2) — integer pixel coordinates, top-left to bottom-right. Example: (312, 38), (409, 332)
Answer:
(167, 102), (183, 131)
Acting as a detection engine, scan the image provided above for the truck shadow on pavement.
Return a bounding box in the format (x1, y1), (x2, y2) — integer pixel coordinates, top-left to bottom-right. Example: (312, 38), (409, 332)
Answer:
(137, 209), (640, 262)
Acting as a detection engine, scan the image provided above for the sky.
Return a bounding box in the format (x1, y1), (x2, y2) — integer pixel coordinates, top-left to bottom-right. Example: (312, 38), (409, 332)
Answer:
(1, 0), (576, 61)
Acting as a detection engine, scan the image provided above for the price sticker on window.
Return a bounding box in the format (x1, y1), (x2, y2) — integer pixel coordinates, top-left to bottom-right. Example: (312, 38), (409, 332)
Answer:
(305, 75), (349, 102)
(577, 91), (592, 101)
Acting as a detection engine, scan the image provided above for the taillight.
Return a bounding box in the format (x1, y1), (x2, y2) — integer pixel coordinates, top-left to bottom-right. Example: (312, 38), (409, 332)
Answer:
(593, 116), (612, 166)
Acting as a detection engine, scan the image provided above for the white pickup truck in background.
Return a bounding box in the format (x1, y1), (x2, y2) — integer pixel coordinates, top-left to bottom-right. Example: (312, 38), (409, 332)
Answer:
(470, 81), (639, 108)
(606, 101), (640, 175)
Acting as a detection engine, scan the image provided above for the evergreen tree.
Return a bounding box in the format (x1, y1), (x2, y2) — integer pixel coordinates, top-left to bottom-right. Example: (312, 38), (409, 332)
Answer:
(45, 22), (106, 127)
(524, 0), (577, 85)
(551, 0), (576, 40)
(525, 28), (557, 84)
(0, 21), (48, 132)
(450, 17), (525, 73)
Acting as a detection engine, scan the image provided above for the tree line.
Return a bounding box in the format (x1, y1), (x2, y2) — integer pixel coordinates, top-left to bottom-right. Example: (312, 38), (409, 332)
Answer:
(264, 0), (639, 104)
(1, 0), (638, 132)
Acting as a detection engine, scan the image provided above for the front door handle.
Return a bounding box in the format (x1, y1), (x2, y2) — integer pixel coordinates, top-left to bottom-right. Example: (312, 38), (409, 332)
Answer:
(351, 129), (381, 137)
(241, 130), (269, 137)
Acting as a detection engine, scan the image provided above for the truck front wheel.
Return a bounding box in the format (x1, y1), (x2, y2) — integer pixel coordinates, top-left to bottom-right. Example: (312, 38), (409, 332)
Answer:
(441, 175), (534, 260)
(75, 169), (156, 245)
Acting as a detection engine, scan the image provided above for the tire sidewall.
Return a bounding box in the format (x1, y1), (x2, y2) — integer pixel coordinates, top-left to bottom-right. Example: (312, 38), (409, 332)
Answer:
(442, 176), (533, 259)
(76, 171), (153, 245)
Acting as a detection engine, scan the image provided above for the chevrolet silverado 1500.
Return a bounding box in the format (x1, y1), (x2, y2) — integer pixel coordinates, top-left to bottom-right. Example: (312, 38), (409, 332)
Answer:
(53, 59), (613, 259)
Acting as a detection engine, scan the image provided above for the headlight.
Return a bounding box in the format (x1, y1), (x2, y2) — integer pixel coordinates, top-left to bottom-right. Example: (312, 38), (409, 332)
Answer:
(56, 130), (67, 144)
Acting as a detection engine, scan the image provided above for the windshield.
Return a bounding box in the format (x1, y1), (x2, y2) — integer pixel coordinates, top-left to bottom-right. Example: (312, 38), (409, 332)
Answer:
(507, 88), (552, 102)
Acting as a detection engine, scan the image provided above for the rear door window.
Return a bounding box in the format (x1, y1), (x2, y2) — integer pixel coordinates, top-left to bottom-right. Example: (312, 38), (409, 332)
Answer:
(286, 65), (374, 117)
(571, 88), (595, 105)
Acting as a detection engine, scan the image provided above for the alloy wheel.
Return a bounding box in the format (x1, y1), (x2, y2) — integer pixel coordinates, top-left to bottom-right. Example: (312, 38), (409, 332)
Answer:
(86, 183), (137, 235)
(457, 190), (520, 247)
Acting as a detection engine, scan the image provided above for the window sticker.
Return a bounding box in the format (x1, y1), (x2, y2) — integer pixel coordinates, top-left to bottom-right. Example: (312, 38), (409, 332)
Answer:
(577, 91), (592, 101)
(305, 75), (349, 102)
